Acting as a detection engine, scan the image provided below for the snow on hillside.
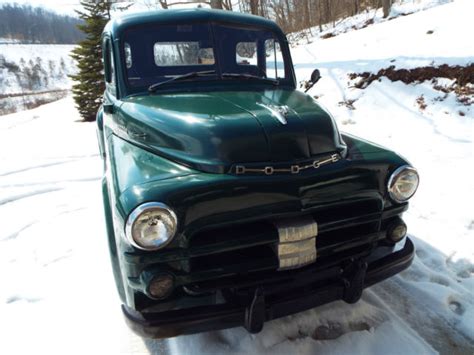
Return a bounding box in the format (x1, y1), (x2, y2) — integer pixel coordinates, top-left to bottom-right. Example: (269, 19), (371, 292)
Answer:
(0, 44), (75, 93)
(292, 0), (473, 72)
(0, 1), (473, 354)
(0, 44), (76, 114)
(288, 0), (453, 46)
(0, 37), (21, 44)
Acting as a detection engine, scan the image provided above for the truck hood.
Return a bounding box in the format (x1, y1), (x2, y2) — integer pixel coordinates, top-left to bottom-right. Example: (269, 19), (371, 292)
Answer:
(117, 89), (346, 173)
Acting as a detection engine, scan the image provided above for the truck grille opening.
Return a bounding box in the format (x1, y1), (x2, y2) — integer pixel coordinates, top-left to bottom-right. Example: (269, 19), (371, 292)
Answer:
(188, 218), (380, 278)
(189, 220), (277, 248)
(190, 244), (277, 272)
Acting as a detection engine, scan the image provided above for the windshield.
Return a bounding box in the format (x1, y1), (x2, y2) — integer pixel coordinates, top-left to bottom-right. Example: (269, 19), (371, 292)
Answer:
(122, 22), (290, 91)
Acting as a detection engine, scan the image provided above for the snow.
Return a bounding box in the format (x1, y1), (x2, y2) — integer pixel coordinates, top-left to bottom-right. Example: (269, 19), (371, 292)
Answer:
(0, 0), (473, 354)
(0, 37), (21, 44)
(0, 97), (149, 353)
(288, 0), (453, 46)
(0, 44), (76, 95)
(0, 44), (76, 115)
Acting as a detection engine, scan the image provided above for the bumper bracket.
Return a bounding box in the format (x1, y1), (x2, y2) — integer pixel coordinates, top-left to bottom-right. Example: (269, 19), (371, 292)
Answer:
(342, 260), (368, 304)
(244, 287), (265, 333)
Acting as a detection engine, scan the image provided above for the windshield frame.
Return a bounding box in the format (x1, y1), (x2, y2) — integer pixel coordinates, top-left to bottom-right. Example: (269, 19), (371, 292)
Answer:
(118, 20), (296, 96)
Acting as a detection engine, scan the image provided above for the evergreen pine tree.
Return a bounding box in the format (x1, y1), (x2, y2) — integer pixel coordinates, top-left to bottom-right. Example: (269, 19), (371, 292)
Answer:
(70, 1), (110, 121)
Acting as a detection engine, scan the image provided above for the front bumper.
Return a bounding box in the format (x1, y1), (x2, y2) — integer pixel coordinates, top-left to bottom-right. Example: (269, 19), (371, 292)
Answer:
(122, 237), (414, 338)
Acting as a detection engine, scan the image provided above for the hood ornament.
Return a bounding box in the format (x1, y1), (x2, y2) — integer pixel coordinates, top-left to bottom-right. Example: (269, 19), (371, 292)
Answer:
(256, 102), (290, 125)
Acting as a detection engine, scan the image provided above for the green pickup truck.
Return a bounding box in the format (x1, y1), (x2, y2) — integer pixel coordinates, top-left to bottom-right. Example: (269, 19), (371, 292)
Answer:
(96, 8), (419, 338)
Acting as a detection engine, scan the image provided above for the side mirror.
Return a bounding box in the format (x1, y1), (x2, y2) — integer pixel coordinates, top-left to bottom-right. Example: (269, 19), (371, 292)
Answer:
(304, 69), (322, 93)
(310, 69), (321, 84)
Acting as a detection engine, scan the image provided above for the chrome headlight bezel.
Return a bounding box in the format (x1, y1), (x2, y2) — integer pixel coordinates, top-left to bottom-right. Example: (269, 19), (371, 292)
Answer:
(387, 165), (419, 203)
(125, 202), (178, 251)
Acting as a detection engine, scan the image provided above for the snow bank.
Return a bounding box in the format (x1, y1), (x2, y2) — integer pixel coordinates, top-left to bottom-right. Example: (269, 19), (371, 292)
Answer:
(292, 0), (473, 75)
(288, 0), (454, 47)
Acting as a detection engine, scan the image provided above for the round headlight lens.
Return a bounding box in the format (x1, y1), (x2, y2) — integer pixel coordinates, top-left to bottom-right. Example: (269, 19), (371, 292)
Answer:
(125, 202), (177, 250)
(388, 165), (419, 203)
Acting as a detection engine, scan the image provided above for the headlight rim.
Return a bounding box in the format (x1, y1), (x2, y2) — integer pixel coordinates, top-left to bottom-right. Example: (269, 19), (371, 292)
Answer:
(387, 165), (419, 204)
(125, 202), (178, 251)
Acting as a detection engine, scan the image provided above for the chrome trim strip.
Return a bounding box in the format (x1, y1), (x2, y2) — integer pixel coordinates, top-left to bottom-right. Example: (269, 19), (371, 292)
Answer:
(235, 153), (339, 175)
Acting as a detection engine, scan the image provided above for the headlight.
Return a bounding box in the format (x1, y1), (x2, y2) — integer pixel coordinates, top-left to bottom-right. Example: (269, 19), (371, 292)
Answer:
(387, 165), (419, 203)
(125, 202), (177, 251)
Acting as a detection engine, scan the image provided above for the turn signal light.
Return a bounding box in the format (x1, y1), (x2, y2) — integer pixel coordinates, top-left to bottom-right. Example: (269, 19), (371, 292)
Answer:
(387, 218), (407, 243)
(148, 274), (174, 300)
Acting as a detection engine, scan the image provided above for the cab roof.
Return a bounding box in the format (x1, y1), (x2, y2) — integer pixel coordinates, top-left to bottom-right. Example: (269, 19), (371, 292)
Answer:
(103, 8), (284, 38)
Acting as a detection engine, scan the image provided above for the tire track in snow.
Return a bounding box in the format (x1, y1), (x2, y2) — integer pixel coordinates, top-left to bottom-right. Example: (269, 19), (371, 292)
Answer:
(0, 206), (88, 242)
(0, 159), (78, 177)
(0, 220), (38, 242)
(0, 186), (63, 206)
(0, 154), (100, 177)
(372, 278), (474, 355)
(0, 176), (101, 188)
(371, 83), (472, 144)
(370, 237), (474, 354)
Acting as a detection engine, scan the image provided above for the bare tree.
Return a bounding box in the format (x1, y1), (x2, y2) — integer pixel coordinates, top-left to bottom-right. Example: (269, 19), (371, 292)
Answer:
(210, 0), (223, 9)
(155, 0), (232, 10)
(353, 0), (360, 16)
(383, 0), (392, 18)
(141, 0), (164, 9)
(149, 0), (392, 31)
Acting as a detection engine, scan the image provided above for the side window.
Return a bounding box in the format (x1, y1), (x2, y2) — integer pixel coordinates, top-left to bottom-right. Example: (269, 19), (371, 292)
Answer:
(236, 42), (257, 65)
(265, 39), (285, 79)
(103, 39), (116, 96)
(124, 42), (132, 69)
(108, 42), (116, 87)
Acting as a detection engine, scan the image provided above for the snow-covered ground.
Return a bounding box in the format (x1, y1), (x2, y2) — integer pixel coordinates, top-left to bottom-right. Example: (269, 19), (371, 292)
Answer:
(0, 0), (473, 354)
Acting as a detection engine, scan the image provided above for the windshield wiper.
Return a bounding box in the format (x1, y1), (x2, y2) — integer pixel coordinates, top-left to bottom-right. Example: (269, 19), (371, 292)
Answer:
(222, 73), (279, 85)
(148, 70), (217, 92)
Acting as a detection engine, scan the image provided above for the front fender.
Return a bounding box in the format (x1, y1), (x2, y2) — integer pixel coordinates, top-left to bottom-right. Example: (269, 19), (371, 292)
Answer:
(102, 176), (126, 302)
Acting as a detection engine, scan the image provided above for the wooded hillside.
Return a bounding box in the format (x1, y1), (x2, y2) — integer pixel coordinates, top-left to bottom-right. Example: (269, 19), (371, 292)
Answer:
(153, 0), (395, 33)
(0, 3), (84, 44)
